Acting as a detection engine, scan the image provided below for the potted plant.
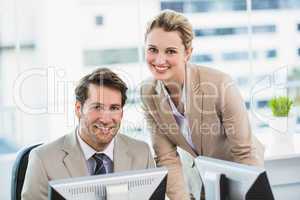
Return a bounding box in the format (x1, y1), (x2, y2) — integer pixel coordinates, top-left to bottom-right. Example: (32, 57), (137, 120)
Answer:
(268, 96), (294, 133)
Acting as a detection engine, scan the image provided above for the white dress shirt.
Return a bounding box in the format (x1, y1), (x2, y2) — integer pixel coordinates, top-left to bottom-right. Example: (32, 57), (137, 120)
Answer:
(159, 81), (196, 150)
(77, 129), (114, 175)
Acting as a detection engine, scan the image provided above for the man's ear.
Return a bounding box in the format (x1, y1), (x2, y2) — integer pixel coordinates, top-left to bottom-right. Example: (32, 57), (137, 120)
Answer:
(185, 47), (193, 62)
(75, 101), (83, 118)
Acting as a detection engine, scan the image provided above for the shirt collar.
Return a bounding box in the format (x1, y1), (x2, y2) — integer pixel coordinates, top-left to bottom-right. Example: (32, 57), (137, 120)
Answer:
(158, 80), (186, 111)
(76, 128), (114, 161)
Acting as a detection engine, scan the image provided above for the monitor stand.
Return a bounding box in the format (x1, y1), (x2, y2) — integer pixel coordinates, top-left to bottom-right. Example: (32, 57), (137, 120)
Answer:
(202, 172), (227, 200)
(106, 183), (129, 200)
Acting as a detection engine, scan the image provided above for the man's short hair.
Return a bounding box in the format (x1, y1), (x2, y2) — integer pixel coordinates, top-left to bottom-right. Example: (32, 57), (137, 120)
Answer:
(75, 68), (128, 106)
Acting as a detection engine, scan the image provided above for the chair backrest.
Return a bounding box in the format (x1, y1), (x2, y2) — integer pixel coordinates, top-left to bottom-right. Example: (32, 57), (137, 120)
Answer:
(11, 143), (42, 200)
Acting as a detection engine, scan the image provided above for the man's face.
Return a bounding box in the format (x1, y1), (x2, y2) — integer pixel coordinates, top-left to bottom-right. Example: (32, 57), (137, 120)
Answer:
(75, 84), (123, 151)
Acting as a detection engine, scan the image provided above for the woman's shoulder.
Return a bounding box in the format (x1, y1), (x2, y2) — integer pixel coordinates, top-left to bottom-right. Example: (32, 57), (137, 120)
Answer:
(140, 78), (158, 95)
(189, 63), (232, 83)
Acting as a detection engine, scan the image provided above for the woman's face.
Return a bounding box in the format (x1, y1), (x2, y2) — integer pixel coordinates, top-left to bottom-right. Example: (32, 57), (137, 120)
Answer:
(145, 28), (192, 83)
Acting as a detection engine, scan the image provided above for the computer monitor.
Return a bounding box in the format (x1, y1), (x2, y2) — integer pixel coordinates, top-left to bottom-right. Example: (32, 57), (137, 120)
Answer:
(48, 167), (167, 200)
(195, 156), (274, 200)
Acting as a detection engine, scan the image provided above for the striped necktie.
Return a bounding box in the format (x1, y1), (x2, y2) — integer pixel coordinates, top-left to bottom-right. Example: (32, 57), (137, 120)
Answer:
(93, 153), (112, 175)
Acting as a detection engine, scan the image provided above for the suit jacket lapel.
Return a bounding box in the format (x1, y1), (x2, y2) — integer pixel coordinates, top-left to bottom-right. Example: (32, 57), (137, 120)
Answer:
(113, 134), (133, 172)
(61, 131), (89, 177)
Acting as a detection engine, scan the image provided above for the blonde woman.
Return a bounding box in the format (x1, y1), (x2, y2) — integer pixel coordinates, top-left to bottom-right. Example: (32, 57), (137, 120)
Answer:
(140, 10), (264, 200)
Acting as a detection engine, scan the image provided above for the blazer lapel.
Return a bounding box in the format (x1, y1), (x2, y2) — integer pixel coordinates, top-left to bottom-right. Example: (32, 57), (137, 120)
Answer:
(61, 131), (89, 177)
(152, 82), (180, 136)
(113, 135), (133, 172)
(186, 64), (204, 155)
(153, 79), (198, 157)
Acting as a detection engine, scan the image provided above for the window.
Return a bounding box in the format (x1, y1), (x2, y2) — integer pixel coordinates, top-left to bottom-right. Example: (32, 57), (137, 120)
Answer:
(216, 27), (236, 36)
(95, 15), (103, 26)
(245, 101), (250, 109)
(231, 0), (247, 11)
(194, 25), (275, 37)
(252, 25), (276, 34)
(161, 0), (300, 13)
(0, 43), (35, 52)
(222, 51), (249, 61)
(83, 48), (139, 66)
(161, 1), (184, 13)
(194, 29), (214, 37)
(237, 77), (249, 86)
(257, 100), (268, 108)
(188, 1), (213, 13)
(195, 27), (245, 37)
(161, 0), (247, 13)
(191, 54), (213, 63)
(298, 48), (300, 56)
(222, 51), (259, 61)
(252, 0), (279, 10)
(279, 0), (290, 9)
(266, 49), (277, 58)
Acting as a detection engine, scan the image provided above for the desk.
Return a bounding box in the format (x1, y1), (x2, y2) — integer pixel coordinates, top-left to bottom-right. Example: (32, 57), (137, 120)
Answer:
(257, 131), (300, 200)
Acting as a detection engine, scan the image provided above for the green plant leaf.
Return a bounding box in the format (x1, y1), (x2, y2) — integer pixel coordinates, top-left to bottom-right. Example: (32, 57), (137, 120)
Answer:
(268, 96), (293, 117)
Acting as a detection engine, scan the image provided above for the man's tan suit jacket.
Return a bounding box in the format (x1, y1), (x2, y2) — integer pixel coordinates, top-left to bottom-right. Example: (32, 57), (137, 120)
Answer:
(21, 132), (155, 200)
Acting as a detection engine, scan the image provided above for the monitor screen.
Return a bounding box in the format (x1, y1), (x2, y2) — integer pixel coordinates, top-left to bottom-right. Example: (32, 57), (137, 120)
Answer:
(48, 167), (167, 200)
(195, 156), (274, 200)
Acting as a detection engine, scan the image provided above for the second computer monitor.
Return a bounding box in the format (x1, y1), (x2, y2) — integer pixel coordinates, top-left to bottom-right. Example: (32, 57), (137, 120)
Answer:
(195, 156), (274, 200)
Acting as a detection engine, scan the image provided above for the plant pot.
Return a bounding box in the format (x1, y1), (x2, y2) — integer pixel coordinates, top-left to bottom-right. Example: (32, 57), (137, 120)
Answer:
(268, 115), (297, 133)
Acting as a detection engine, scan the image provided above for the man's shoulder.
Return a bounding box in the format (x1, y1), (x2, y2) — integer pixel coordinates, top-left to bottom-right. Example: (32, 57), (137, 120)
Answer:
(31, 134), (70, 157)
(117, 134), (150, 151)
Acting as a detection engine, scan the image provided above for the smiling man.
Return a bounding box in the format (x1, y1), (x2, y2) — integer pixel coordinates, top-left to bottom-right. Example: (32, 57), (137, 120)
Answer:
(22, 68), (155, 200)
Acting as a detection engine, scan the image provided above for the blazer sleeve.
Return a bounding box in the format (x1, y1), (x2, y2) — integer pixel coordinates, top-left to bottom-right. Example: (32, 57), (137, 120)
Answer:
(21, 149), (49, 200)
(219, 75), (264, 166)
(142, 106), (190, 200)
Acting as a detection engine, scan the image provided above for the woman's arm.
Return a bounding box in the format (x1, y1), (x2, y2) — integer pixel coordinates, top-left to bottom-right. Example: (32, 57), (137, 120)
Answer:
(143, 109), (190, 200)
(219, 75), (264, 166)
(140, 81), (190, 199)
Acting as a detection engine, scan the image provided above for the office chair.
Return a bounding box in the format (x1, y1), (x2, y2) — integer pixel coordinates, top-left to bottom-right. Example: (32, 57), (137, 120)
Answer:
(11, 143), (42, 200)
